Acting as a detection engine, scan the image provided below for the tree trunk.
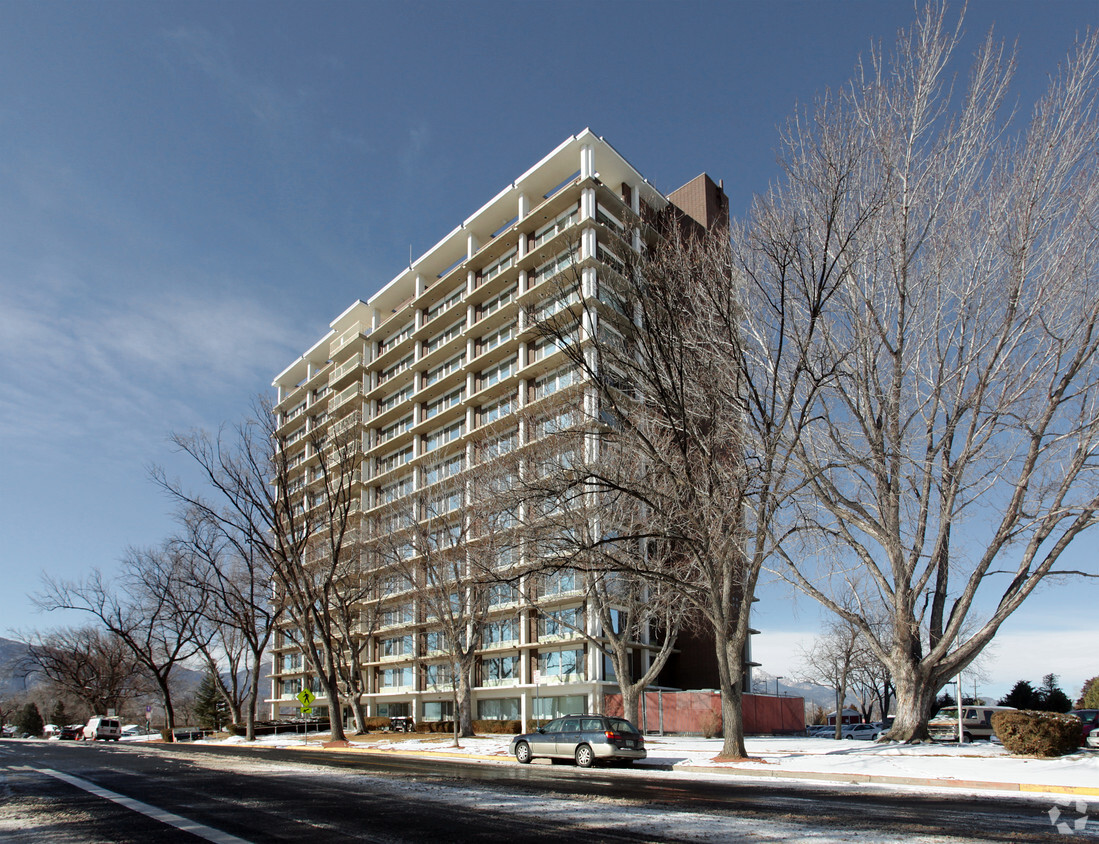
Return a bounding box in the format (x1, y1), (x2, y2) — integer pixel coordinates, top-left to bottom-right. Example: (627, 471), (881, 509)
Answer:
(715, 636), (747, 759)
(320, 667), (347, 742)
(244, 661), (264, 741)
(457, 666), (474, 738)
(833, 686), (843, 740)
(620, 684), (641, 729)
(887, 662), (939, 742)
(348, 696), (369, 735)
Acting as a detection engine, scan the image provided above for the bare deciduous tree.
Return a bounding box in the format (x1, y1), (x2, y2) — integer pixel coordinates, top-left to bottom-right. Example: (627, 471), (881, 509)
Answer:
(18, 627), (150, 717)
(161, 398), (368, 742)
(35, 545), (206, 738)
(772, 5), (1099, 740)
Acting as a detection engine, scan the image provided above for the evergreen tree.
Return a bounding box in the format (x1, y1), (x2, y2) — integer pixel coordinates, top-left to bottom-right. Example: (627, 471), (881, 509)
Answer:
(49, 701), (68, 726)
(14, 703), (44, 737)
(193, 670), (230, 731)
(1037, 674), (1073, 713)
(999, 680), (1038, 709)
(1076, 676), (1099, 709)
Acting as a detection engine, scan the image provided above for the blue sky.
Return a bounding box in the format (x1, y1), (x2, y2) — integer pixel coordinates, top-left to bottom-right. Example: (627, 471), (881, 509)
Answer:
(2, 1), (1096, 703)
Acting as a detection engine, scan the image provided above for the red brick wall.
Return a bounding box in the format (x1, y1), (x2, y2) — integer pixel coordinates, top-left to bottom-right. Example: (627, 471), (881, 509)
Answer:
(604, 691), (805, 735)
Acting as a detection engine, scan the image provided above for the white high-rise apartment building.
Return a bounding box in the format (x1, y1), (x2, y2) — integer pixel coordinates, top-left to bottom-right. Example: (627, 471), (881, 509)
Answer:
(270, 130), (728, 727)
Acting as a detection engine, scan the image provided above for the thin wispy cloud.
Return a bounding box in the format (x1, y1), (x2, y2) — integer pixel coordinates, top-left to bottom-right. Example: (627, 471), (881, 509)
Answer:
(160, 25), (302, 127)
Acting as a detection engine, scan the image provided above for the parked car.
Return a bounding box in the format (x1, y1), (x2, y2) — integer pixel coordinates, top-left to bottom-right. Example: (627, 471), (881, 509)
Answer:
(83, 716), (122, 742)
(1069, 710), (1099, 744)
(1087, 727), (1099, 749)
(509, 715), (646, 767)
(805, 725), (832, 737)
(59, 724), (85, 741)
(928, 705), (1014, 742)
(841, 723), (879, 740)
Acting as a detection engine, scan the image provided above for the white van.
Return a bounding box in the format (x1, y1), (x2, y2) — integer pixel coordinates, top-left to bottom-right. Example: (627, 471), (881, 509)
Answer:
(83, 716), (122, 742)
(928, 705), (1014, 742)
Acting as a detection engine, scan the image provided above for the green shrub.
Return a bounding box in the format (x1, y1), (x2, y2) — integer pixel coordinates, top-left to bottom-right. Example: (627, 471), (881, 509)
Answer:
(991, 710), (1082, 757)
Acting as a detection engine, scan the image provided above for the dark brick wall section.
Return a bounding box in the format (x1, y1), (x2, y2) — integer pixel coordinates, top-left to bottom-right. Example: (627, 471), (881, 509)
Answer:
(667, 173), (729, 231)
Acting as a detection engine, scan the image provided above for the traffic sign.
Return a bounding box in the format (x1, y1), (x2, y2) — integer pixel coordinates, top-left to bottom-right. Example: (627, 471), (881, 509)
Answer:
(296, 689), (316, 707)
(300, 706), (312, 716)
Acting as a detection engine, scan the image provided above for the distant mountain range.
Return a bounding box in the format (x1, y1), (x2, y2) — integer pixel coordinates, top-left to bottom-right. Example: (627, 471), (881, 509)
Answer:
(751, 669), (850, 713)
(0, 636), (32, 695)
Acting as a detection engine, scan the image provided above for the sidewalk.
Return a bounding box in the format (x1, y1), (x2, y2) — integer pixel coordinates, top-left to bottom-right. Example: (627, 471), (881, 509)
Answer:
(215, 732), (1099, 798)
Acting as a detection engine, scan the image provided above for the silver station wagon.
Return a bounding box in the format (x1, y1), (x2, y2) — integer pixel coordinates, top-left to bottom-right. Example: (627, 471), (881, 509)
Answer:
(509, 715), (646, 767)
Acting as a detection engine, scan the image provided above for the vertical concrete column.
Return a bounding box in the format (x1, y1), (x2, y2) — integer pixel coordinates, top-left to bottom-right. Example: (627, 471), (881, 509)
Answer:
(580, 144), (594, 180)
(581, 227), (596, 261)
(580, 186), (596, 221)
(467, 269), (476, 295)
(466, 370), (476, 400)
(415, 273), (426, 298)
(467, 232), (479, 260)
(518, 191), (529, 222)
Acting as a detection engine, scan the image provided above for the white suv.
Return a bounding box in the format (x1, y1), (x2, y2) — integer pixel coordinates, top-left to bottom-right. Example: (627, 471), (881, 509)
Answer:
(83, 716), (122, 742)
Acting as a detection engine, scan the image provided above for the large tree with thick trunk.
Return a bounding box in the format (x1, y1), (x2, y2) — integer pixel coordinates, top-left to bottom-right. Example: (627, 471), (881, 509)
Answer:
(771, 5), (1099, 740)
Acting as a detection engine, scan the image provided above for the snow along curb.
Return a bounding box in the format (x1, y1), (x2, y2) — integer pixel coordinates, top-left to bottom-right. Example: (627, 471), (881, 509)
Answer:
(672, 763), (1099, 797)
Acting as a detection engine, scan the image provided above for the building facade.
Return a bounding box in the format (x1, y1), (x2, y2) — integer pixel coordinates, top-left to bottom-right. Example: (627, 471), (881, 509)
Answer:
(269, 130), (746, 728)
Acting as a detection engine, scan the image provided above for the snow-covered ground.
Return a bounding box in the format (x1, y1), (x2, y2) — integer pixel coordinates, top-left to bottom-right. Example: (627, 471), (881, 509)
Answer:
(184, 731), (1099, 795)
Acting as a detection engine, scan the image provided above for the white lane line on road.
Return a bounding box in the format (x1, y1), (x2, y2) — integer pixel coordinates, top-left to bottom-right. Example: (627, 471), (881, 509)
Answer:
(36, 768), (253, 844)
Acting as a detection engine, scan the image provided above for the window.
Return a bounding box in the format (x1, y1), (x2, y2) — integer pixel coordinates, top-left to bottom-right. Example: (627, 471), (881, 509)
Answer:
(534, 287), (581, 321)
(381, 603), (414, 627)
(425, 319), (466, 355)
(531, 326), (578, 362)
(488, 582), (519, 607)
(533, 205), (579, 249)
(376, 446), (413, 475)
(378, 414), (413, 444)
(477, 285), (516, 321)
(424, 351), (465, 387)
(478, 322), (515, 355)
(380, 635), (414, 658)
(483, 617), (519, 646)
(479, 356), (516, 391)
(538, 648), (584, 678)
(425, 287), (464, 324)
(534, 408), (577, 439)
(424, 662), (454, 687)
(424, 453), (464, 486)
(478, 697), (520, 720)
(378, 474), (413, 505)
(532, 246), (578, 287)
(479, 429), (517, 461)
(479, 394), (514, 426)
(483, 655), (520, 683)
(424, 386), (465, 420)
(532, 694), (586, 720)
(379, 322), (413, 355)
(425, 630), (445, 653)
(380, 666), (414, 688)
(533, 365), (579, 400)
(595, 203), (624, 233)
(543, 569), (579, 597)
(480, 247), (516, 284)
(598, 242), (625, 274)
(423, 700), (454, 721)
(380, 354), (414, 385)
(539, 607), (582, 638)
(428, 491), (462, 517)
(424, 420), (464, 454)
(281, 653), (302, 672)
(378, 384), (414, 414)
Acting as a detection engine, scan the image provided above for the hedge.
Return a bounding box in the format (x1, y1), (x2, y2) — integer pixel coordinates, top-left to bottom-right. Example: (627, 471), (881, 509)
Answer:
(991, 710), (1082, 757)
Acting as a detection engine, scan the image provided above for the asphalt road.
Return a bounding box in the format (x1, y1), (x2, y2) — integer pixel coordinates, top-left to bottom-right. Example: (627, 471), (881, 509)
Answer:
(0, 739), (1092, 842)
